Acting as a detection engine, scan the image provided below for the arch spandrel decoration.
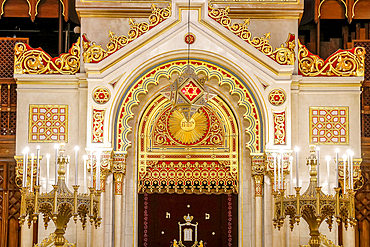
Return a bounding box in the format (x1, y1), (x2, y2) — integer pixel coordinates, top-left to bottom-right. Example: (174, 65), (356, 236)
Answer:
(138, 95), (238, 194)
(113, 59), (264, 154)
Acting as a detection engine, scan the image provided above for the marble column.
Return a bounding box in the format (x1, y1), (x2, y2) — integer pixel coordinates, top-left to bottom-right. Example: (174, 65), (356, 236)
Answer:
(343, 225), (355, 247)
(251, 154), (266, 247)
(21, 224), (33, 247)
(93, 176), (106, 247)
(114, 172), (125, 247)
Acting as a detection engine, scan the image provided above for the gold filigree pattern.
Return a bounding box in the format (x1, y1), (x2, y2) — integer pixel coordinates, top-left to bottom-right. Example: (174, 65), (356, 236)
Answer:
(92, 109), (105, 143)
(35, 233), (75, 247)
(274, 111), (286, 145)
(139, 161), (238, 194)
(82, 3), (171, 63)
(298, 40), (365, 77)
(208, 4), (295, 65)
(14, 39), (80, 75)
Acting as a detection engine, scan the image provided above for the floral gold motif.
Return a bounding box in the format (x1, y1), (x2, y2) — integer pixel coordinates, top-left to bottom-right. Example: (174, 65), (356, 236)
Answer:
(208, 3), (295, 65)
(92, 109), (105, 143)
(83, 3), (171, 63)
(298, 40), (365, 77)
(273, 111), (286, 145)
(14, 39), (80, 75)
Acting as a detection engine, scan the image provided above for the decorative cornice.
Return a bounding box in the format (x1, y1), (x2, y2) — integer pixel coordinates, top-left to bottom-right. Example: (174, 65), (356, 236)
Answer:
(14, 38), (80, 75)
(298, 40), (365, 77)
(208, 3), (295, 65)
(82, 3), (171, 63)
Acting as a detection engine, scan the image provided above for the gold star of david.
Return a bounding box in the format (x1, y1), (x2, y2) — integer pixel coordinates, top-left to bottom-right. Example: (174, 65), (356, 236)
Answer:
(183, 83), (199, 98)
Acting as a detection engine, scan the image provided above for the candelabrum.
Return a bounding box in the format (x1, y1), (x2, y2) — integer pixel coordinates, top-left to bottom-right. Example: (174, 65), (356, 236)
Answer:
(18, 143), (102, 247)
(272, 147), (356, 247)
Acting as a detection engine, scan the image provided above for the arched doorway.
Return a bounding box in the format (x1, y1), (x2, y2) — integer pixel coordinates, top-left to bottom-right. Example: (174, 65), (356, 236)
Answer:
(137, 94), (239, 246)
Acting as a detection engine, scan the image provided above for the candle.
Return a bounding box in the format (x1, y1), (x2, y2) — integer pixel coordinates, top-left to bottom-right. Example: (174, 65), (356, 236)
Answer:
(343, 154), (347, 194)
(36, 146), (40, 186)
(294, 147), (299, 187)
(349, 150), (353, 190)
(83, 155), (87, 193)
(289, 156), (293, 195)
(75, 146), (79, 186)
(277, 154), (281, 190)
(316, 147), (320, 187)
(280, 151), (284, 190)
(96, 151), (101, 190)
(54, 144), (59, 185)
(46, 154), (50, 192)
(335, 148), (339, 188)
(66, 155), (69, 187)
(326, 156), (330, 194)
(30, 153), (34, 191)
(90, 152), (94, 188)
(273, 153), (277, 192)
(22, 148), (29, 187)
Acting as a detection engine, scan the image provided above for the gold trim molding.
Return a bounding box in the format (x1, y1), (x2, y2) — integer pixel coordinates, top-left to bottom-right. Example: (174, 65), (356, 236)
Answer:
(298, 40), (365, 77)
(82, 3), (171, 63)
(208, 3), (296, 65)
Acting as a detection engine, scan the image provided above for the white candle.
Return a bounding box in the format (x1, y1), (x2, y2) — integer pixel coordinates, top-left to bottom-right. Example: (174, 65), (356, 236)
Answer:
(46, 154), (50, 192)
(83, 155), (87, 193)
(273, 153), (277, 191)
(335, 148), (339, 188)
(30, 153), (34, 192)
(326, 156), (330, 194)
(294, 147), (299, 187)
(90, 152), (94, 188)
(277, 154), (281, 190)
(22, 148), (29, 187)
(316, 147), (320, 187)
(75, 146), (79, 186)
(343, 154), (347, 194)
(66, 155), (69, 187)
(349, 151), (353, 190)
(54, 144), (59, 185)
(280, 151), (284, 190)
(289, 156), (293, 195)
(96, 151), (101, 191)
(36, 146), (40, 186)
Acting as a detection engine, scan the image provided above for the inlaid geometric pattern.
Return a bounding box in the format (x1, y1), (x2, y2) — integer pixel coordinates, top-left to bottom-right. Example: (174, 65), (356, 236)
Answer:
(268, 89), (286, 106)
(92, 87), (110, 104)
(309, 107), (348, 144)
(29, 105), (68, 142)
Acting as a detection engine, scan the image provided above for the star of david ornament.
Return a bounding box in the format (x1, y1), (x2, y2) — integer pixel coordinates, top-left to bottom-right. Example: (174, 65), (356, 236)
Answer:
(160, 66), (216, 121)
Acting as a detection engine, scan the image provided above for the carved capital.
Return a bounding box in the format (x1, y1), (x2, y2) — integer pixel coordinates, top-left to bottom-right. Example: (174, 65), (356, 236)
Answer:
(251, 153), (266, 197)
(113, 151), (127, 195)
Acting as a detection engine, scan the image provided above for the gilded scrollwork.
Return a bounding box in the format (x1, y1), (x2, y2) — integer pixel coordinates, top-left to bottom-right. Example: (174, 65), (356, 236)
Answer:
(208, 3), (295, 65)
(92, 109), (105, 143)
(273, 111), (286, 145)
(83, 3), (171, 63)
(298, 40), (365, 77)
(14, 39), (80, 75)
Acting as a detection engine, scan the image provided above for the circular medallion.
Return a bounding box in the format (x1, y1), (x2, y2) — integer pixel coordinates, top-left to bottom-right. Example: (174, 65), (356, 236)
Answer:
(268, 88), (286, 106)
(184, 33), (196, 45)
(168, 109), (208, 144)
(93, 87), (111, 104)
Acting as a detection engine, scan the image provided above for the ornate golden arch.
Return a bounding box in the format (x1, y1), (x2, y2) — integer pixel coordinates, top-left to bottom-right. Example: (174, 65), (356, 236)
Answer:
(137, 95), (239, 194)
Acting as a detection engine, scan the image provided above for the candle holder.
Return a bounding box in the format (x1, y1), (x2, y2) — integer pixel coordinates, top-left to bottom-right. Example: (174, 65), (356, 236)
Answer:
(18, 143), (102, 247)
(273, 146), (357, 247)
